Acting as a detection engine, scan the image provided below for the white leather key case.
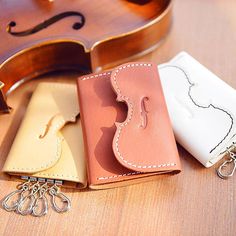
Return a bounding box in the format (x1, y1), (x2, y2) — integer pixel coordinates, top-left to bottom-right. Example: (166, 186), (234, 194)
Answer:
(158, 52), (236, 167)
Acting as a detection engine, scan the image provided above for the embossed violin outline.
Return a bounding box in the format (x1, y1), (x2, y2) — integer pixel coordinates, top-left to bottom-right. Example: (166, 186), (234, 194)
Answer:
(160, 65), (234, 154)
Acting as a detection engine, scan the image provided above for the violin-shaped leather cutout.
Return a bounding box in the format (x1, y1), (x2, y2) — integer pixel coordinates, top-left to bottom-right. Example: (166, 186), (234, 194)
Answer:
(110, 62), (179, 172)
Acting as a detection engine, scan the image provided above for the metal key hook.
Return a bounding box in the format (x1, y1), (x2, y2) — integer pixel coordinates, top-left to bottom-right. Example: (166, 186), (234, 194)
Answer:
(17, 182), (41, 215)
(32, 183), (48, 217)
(49, 184), (71, 213)
(217, 151), (236, 179)
(1, 180), (31, 212)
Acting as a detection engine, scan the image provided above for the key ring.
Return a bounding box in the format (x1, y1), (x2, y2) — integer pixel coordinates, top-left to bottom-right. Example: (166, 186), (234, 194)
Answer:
(32, 183), (49, 217)
(48, 184), (71, 213)
(217, 149), (236, 179)
(2, 178), (71, 216)
(1, 180), (31, 212)
(17, 182), (41, 215)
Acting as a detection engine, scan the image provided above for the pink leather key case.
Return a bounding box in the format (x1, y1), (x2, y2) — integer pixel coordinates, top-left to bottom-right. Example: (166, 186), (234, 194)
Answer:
(77, 62), (181, 189)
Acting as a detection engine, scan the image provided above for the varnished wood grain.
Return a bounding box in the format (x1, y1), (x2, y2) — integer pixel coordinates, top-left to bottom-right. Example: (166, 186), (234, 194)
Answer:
(0, 0), (236, 235)
(0, 0), (171, 104)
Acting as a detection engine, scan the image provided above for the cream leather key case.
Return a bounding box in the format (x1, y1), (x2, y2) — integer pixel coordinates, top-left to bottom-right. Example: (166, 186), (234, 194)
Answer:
(2, 82), (87, 188)
(158, 52), (236, 167)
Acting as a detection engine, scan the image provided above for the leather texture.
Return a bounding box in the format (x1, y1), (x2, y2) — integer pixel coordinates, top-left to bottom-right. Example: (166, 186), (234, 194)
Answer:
(3, 82), (87, 188)
(158, 52), (236, 167)
(77, 62), (181, 189)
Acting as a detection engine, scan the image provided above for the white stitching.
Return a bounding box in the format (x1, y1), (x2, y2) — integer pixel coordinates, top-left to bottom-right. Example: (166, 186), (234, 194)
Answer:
(31, 173), (80, 179)
(12, 116), (70, 171)
(12, 135), (62, 171)
(11, 83), (79, 171)
(81, 71), (142, 180)
(81, 72), (111, 80)
(79, 67), (176, 181)
(112, 63), (176, 169)
(97, 171), (141, 180)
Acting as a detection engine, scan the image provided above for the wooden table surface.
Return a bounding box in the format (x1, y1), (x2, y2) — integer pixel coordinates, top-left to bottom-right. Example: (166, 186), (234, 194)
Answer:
(0, 0), (236, 235)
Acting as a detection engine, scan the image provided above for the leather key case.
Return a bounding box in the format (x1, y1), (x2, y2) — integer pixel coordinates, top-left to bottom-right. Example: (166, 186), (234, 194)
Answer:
(2, 62), (181, 190)
(2, 82), (87, 189)
(158, 52), (236, 167)
(77, 62), (181, 189)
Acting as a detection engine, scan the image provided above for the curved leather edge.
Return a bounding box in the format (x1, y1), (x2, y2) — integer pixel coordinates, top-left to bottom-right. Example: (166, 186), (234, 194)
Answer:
(2, 83), (80, 174)
(110, 62), (181, 173)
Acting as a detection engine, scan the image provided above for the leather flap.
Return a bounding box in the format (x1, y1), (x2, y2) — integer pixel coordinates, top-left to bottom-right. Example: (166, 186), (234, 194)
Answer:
(3, 83), (79, 174)
(110, 62), (179, 172)
(159, 52), (236, 167)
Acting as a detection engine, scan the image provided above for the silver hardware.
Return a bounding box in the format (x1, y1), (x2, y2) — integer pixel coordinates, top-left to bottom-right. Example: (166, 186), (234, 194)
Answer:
(1, 180), (31, 211)
(2, 177), (71, 217)
(55, 180), (63, 185)
(2, 177), (71, 216)
(38, 178), (46, 183)
(29, 177), (37, 182)
(49, 184), (71, 213)
(17, 182), (41, 215)
(217, 150), (236, 179)
(32, 183), (48, 217)
(46, 179), (55, 185)
(21, 176), (29, 181)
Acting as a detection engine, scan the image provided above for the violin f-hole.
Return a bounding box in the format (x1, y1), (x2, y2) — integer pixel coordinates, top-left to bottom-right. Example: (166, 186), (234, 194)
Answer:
(140, 96), (149, 129)
(6, 11), (85, 37)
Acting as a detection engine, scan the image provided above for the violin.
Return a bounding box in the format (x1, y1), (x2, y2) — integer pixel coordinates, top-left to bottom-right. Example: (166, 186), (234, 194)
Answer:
(0, 0), (172, 113)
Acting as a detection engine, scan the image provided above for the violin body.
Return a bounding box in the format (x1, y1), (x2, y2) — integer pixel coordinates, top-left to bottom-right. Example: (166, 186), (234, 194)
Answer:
(0, 0), (172, 112)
